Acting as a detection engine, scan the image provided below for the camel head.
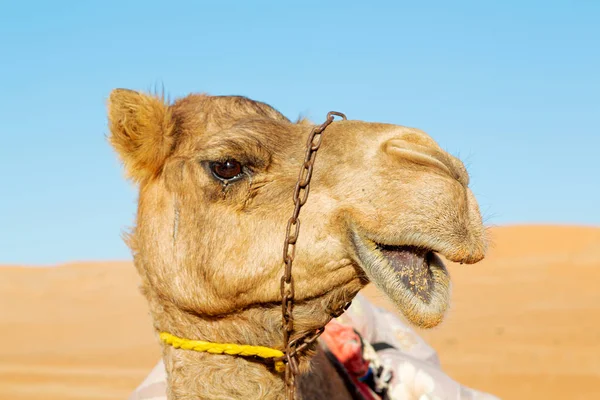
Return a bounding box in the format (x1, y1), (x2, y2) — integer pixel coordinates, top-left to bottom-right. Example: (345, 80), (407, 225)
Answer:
(108, 89), (487, 338)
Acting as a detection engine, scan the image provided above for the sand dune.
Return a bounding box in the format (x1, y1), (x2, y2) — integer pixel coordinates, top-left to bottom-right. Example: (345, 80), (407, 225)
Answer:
(1, 226), (598, 399)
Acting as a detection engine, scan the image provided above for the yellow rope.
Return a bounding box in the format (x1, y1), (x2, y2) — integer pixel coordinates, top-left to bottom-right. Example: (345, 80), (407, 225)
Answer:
(159, 332), (286, 372)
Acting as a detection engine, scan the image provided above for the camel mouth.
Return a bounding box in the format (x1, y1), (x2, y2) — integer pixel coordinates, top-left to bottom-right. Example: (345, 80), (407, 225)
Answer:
(376, 244), (439, 303)
(351, 233), (451, 328)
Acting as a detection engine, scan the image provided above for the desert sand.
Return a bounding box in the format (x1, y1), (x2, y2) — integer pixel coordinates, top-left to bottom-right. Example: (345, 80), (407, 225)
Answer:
(0, 225), (598, 399)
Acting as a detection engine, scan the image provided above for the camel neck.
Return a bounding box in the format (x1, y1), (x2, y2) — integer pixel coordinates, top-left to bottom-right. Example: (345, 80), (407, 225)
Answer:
(146, 293), (356, 398)
(162, 343), (289, 399)
(160, 335), (354, 400)
(140, 268), (366, 399)
(151, 298), (289, 398)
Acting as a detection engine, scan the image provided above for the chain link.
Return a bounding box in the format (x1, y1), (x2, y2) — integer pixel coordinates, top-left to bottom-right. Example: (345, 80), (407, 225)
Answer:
(279, 111), (351, 399)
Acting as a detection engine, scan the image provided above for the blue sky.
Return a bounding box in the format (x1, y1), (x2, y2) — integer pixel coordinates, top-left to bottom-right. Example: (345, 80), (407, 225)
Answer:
(0, 1), (598, 265)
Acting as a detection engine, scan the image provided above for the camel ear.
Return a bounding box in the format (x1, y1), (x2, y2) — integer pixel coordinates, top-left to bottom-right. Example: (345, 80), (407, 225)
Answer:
(107, 89), (176, 183)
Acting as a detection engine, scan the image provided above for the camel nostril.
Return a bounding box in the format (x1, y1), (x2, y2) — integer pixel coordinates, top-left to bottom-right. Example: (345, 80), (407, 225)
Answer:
(383, 138), (469, 185)
(384, 140), (450, 174)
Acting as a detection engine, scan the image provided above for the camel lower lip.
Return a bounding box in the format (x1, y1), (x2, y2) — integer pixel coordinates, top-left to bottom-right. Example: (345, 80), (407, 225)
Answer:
(351, 232), (451, 328)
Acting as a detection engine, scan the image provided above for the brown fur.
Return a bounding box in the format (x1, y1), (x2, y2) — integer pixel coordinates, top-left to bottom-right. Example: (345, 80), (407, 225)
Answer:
(107, 89), (487, 399)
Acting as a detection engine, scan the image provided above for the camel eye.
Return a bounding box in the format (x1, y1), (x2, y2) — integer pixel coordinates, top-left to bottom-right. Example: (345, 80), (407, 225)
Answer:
(209, 160), (244, 182)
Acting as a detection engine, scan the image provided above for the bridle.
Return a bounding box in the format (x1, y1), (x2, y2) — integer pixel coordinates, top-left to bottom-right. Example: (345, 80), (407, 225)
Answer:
(275, 111), (352, 399)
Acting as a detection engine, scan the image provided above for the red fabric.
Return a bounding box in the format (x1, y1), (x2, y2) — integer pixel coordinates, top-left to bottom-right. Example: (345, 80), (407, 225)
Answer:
(321, 319), (379, 400)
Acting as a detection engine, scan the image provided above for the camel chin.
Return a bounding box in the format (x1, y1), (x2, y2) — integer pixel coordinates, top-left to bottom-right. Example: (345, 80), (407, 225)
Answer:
(351, 230), (451, 329)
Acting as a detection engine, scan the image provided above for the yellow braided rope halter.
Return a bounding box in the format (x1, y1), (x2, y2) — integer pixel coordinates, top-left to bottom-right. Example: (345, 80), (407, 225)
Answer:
(159, 332), (286, 372)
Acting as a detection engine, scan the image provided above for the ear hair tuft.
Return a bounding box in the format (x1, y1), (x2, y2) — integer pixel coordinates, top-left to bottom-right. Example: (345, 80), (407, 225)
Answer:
(107, 89), (176, 183)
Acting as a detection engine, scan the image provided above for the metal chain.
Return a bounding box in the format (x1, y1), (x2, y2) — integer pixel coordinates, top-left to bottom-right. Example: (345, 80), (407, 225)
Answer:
(278, 111), (351, 399)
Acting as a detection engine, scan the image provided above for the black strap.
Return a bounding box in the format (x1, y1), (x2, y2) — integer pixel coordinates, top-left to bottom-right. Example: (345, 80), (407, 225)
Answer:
(371, 342), (396, 352)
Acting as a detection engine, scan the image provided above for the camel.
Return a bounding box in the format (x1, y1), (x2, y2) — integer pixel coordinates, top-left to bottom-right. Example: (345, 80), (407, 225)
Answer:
(107, 88), (488, 400)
